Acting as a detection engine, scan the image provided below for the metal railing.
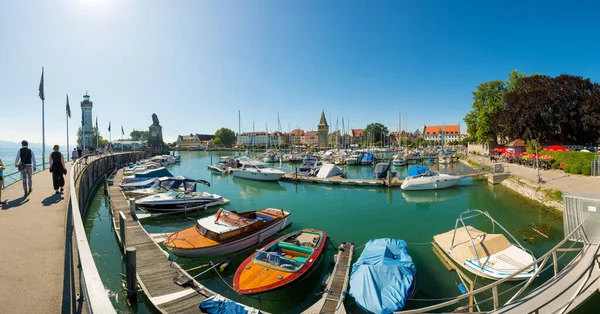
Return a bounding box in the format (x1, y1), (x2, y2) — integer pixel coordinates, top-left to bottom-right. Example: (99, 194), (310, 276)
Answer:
(2, 156), (78, 189)
(69, 152), (148, 314)
(397, 222), (592, 313)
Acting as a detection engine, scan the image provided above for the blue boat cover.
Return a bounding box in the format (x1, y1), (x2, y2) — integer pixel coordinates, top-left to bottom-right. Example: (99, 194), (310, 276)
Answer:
(349, 238), (416, 314)
(360, 153), (376, 163)
(134, 168), (173, 179)
(407, 165), (429, 177)
(199, 298), (257, 314)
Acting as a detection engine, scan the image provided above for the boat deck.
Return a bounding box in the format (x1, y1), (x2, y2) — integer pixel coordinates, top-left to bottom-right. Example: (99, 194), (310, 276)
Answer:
(302, 242), (354, 314)
(109, 169), (263, 314)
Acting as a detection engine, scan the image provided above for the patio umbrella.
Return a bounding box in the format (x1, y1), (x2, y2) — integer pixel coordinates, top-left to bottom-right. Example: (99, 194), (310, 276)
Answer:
(540, 155), (553, 159)
(544, 145), (570, 151)
(492, 147), (507, 152)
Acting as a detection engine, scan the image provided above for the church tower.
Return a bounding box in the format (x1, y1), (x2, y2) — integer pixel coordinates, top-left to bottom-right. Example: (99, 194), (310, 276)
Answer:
(318, 111), (329, 148)
(80, 92), (94, 148)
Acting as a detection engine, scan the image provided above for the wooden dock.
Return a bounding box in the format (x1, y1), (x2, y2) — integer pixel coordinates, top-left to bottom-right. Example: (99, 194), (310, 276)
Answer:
(281, 172), (404, 187)
(108, 169), (262, 314)
(303, 242), (354, 314)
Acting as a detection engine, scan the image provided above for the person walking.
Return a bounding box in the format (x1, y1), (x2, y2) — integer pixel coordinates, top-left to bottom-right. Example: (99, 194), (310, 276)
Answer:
(77, 147), (82, 158)
(15, 140), (36, 196)
(50, 145), (66, 194)
(71, 148), (78, 162)
(0, 158), (5, 206)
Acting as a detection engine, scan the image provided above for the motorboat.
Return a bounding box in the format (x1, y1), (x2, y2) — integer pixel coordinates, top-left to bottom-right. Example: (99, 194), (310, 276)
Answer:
(392, 155), (407, 166)
(164, 208), (292, 258)
(134, 190), (225, 212)
(207, 157), (238, 174)
(315, 164), (344, 178)
(282, 153), (303, 163)
(374, 163), (392, 179)
(400, 166), (461, 191)
(433, 209), (538, 280)
(349, 238), (416, 314)
(345, 152), (361, 165)
(121, 176), (203, 196)
(122, 167), (174, 183)
(297, 159), (323, 177)
(233, 228), (327, 294)
(232, 161), (285, 182)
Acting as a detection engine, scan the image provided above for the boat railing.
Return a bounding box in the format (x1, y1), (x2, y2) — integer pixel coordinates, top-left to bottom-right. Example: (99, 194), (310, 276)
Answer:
(397, 221), (590, 313)
(450, 209), (528, 270)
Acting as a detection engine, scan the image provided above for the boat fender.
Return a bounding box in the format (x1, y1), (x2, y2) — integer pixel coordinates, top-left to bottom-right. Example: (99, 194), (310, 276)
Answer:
(219, 261), (230, 272)
(457, 283), (468, 294)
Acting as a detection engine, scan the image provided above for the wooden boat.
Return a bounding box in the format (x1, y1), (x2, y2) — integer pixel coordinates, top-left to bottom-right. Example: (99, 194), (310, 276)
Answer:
(164, 208), (291, 258)
(433, 209), (537, 280)
(233, 228), (327, 294)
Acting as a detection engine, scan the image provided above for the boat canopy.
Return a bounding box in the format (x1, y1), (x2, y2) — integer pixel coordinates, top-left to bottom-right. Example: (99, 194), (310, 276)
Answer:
(374, 163), (390, 179)
(316, 164), (342, 178)
(349, 238), (416, 314)
(408, 165), (429, 176)
(360, 153), (376, 163)
(199, 295), (261, 314)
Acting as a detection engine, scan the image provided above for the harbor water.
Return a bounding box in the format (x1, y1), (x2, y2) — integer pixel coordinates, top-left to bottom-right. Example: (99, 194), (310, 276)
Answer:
(83, 151), (595, 313)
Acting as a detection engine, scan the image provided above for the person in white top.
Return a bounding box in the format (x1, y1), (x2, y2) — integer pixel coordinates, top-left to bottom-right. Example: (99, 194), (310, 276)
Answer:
(71, 148), (78, 162)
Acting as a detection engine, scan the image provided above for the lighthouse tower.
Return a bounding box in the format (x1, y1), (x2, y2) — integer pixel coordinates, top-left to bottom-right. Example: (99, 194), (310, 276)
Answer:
(81, 92), (94, 149)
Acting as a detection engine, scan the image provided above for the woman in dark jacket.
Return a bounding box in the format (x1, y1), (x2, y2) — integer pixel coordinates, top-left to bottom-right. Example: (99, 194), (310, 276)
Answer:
(50, 145), (66, 194)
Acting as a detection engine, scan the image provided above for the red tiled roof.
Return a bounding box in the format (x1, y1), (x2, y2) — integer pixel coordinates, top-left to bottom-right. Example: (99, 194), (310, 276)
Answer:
(290, 129), (305, 136)
(351, 129), (364, 137)
(423, 125), (460, 135)
(507, 139), (527, 147)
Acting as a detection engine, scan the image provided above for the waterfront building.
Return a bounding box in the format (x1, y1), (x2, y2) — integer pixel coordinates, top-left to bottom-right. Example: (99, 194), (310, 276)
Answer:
(460, 133), (470, 141)
(318, 111), (329, 148)
(423, 125), (460, 142)
(289, 129), (305, 146)
(304, 131), (319, 147)
(236, 132), (271, 146)
(80, 92), (94, 149)
(328, 130), (341, 147)
(351, 129), (365, 145)
(176, 134), (215, 149)
(506, 139), (527, 153)
(271, 131), (286, 146)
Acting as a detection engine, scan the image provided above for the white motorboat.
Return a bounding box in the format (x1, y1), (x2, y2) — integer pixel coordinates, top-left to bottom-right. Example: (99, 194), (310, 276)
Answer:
(164, 208), (292, 258)
(232, 161), (285, 182)
(400, 166), (461, 191)
(135, 190), (226, 212)
(433, 209), (538, 280)
(392, 154), (407, 166)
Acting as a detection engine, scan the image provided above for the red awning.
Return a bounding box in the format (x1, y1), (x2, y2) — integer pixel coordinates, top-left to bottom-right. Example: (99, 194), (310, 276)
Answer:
(544, 145), (570, 151)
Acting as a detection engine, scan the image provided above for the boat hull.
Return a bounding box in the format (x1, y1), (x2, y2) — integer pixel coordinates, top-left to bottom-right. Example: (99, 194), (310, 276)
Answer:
(401, 175), (461, 191)
(233, 229), (327, 294)
(167, 216), (292, 258)
(136, 198), (226, 212)
(232, 170), (284, 181)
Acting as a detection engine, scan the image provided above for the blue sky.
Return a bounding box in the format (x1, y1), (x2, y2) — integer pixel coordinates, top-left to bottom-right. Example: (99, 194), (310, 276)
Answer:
(1, 0), (599, 146)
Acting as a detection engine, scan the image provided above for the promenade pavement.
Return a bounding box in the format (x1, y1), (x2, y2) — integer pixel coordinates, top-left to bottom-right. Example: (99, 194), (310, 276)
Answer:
(464, 155), (600, 195)
(0, 167), (71, 314)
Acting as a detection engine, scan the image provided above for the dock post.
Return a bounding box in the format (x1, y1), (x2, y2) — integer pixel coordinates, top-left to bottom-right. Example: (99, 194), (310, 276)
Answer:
(210, 156), (212, 165)
(295, 167), (298, 183)
(126, 247), (137, 298)
(119, 211), (126, 251)
(129, 198), (136, 218)
(103, 174), (108, 196)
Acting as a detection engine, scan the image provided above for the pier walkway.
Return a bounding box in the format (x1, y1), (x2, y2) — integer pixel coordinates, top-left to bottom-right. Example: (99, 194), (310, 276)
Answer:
(0, 166), (73, 314)
(303, 242), (354, 314)
(464, 155), (600, 194)
(109, 169), (262, 314)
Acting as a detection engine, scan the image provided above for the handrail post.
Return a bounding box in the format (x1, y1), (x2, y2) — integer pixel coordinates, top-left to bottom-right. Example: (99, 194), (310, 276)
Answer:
(119, 211), (127, 252)
(492, 285), (499, 310)
(552, 251), (558, 279)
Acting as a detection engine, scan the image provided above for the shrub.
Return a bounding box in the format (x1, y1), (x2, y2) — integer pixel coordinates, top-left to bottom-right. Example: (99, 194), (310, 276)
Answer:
(541, 150), (595, 167)
(582, 164), (592, 176)
(563, 164), (571, 173)
(551, 162), (559, 170)
(570, 164), (582, 175)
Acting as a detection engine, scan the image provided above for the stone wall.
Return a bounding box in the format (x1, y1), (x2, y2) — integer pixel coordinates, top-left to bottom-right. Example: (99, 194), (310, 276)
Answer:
(467, 142), (491, 156)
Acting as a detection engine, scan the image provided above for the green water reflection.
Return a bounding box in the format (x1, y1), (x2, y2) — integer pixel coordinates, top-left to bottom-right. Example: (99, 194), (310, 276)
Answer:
(84, 151), (596, 313)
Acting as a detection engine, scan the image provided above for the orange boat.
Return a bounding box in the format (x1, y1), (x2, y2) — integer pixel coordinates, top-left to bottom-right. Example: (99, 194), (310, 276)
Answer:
(233, 228), (327, 294)
(164, 208), (291, 258)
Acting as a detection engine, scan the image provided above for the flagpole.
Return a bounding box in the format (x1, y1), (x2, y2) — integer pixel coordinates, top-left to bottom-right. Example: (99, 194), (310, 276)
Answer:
(40, 67), (46, 170)
(66, 109), (69, 156)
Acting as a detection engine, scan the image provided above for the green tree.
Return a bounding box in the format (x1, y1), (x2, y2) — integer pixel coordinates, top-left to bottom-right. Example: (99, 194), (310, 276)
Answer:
(214, 128), (236, 146)
(130, 130), (149, 141)
(364, 123), (389, 145)
(213, 137), (223, 146)
(526, 139), (542, 154)
(464, 70), (527, 144)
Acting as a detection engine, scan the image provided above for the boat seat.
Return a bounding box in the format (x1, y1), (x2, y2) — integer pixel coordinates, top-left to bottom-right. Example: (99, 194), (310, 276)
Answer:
(296, 256), (308, 263)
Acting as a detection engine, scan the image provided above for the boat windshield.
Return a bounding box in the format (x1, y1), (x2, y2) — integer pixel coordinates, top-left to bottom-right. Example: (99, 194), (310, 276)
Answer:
(256, 164), (269, 169)
(254, 250), (304, 272)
